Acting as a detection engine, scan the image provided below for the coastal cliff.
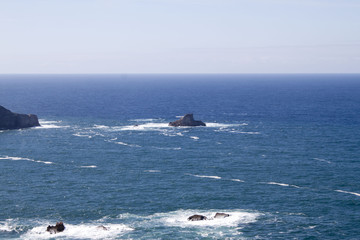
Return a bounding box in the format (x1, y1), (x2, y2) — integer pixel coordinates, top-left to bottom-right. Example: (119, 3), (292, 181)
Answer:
(0, 105), (40, 130)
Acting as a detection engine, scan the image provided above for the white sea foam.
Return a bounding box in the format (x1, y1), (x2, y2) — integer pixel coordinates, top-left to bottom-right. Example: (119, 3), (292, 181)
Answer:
(93, 124), (110, 129)
(38, 120), (69, 129)
(0, 156), (53, 165)
(231, 179), (245, 182)
(0, 220), (15, 232)
(313, 158), (331, 164)
(144, 170), (161, 173)
(80, 165), (97, 168)
(265, 182), (301, 188)
(335, 190), (360, 197)
(188, 174), (222, 180)
(153, 147), (182, 151)
(230, 131), (260, 135)
(73, 133), (92, 138)
(190, 136), (199, 140)
(205, 123), (248, 128)
(114, 141), (141, 148)
(153, 209), (261, 228)
(120, 123), (170, 131)
(129, 118), (162, 122)
(22, 223), (133, 240)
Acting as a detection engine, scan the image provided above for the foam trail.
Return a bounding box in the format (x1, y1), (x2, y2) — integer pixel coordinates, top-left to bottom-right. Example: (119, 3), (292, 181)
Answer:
(38, 120), (69, 129)
(313, 158), (331, 164)
(265, 182), (301, 188)
(153, 147), (181, 151)
(205, 123), (248, 128)
(0, 156), (53, 165)
(335, 190), (360, 197)
(231, 179), (245, 182)
(130, 118), (162, 122)
(80, 165), (97, 168)
(114, 141), (141, 148)
(230, 131), (260, 135)
(188, 174), (222, 180)
(119, 123), (169, 131)
(144, 170), (161, 173)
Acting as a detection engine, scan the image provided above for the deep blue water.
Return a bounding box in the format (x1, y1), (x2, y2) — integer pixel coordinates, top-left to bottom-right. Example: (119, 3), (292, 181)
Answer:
(0, 74), (360, 239)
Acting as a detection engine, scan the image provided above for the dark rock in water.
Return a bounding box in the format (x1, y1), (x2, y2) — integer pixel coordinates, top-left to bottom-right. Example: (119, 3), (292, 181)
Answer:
(0, 105), (40, 130)
(46, 222), (65, 234)
(214, 213), (230, 219)
(188, 214), (208, 221)
(169, 114), (206, 127)
(97, 225), (108, 231)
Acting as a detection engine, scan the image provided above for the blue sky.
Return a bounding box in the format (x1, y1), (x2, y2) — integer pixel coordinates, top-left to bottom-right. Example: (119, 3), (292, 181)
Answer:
(1, 0), (359, 73)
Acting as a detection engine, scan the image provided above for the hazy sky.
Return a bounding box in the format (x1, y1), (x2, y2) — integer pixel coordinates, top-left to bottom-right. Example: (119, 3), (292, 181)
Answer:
(1, 0), (359, 73)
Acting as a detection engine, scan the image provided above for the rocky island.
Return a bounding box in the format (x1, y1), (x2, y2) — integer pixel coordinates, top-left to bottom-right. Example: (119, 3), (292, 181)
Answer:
(169, 114), (206, 127)
(0, 105), (40, 130)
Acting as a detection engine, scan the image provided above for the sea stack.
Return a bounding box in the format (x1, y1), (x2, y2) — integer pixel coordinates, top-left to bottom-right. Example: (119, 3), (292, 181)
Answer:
(169, 114), (206, 127)
(0, 105), (40, 130)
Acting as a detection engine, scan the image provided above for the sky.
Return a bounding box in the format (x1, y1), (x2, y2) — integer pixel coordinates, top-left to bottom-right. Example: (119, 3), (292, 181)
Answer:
(0, 0), (359, 74)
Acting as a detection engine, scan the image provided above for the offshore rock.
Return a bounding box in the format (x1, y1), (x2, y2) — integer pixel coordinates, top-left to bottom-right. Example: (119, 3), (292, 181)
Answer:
(0, 105), (40, 130)
(46, 222), (65, 234)
(188, 214), (208, 221)
(169, 114), (206, 127)
(214, 213), (230, 219)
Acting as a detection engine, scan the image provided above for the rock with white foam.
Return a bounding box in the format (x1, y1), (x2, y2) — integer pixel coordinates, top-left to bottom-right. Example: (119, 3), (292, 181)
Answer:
(214, 213), (230, 219)
(0, 105), (40, 130)
(46, 222), (65, 234)
(188, 215), (208, 221)
(169, 114), (206, 127)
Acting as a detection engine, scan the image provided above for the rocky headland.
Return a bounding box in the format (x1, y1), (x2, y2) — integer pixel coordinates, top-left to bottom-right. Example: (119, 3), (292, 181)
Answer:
(0, 105), (40, 130)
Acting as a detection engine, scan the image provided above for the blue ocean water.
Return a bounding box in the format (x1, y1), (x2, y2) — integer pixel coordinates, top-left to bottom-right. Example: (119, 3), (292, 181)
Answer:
(0, 74), (360, 239)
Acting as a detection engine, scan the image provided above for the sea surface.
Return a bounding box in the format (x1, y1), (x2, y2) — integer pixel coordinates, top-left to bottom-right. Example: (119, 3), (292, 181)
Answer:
(0, 74), (360, 239)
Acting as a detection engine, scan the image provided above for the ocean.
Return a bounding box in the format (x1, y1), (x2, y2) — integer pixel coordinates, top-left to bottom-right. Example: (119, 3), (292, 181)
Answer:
(0, 74), (360, 239)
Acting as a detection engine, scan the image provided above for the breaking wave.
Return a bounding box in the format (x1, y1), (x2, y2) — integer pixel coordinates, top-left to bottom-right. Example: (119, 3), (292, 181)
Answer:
(21, 222), (133, 240)
(335, 190), (360, 197)
(0, 156), (53, 165)
(264, 182), (301, 188)
(187, 174), (222, 180)
(38, 120), (69, 129)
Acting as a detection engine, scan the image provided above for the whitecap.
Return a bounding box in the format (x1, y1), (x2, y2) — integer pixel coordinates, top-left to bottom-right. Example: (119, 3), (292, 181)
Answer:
(93, 124), (110, 129)
(0, 156), (53, 165)
(80, 165), (97, 168)
(153, 147), (181, 151)
(129, 118), (162, 122)
(187, 174), (222, 180)
(114, 141), (141, 148)
(313, 158), (331, 164)
(265, 182), (300, 188)
(144, 170), (161, 173)
(335, 190), (360, 197)
(231, 179), (245, 182)
(230, 131), (260, 135)
(22, 223), (133, 240)
(190, 136), (199, 140)
(73, 133), (92, 138)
